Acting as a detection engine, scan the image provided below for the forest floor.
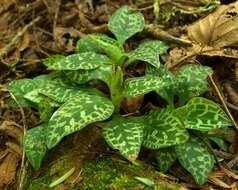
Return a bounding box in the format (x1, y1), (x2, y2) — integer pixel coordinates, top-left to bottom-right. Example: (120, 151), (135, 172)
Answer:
(0, 0), (238, 189)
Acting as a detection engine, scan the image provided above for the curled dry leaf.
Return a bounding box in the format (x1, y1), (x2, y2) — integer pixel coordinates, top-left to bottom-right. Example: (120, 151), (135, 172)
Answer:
(188, 1), (238, 48)
(0, 121), (23, 187)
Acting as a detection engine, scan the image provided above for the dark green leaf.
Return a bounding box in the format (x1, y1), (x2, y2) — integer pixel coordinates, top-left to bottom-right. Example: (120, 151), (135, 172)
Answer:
(102, 116), (145, 161)
(155, 148), (177, 172)
(43, 52), (112, 70)
(108, 6), (145, 44)
(6, 75), (54, 107)
(208, 136), (229, 151)
(175, 136), (215, 185)
(127, 41), (169, 68)
(46, 94), (114, 149)
(143, 109), (189, 149)
(122, 75), (170, 97)
(175, 97), (232, 131)
(175, 64), (213, 105)
(63, 64), (113, 87)
(76, 34), (124, 63)
(146, 65), (176, 107)
(24, 125), (47, 170)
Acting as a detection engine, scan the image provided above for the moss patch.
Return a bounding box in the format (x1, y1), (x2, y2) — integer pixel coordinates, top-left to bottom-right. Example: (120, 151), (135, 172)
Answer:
(28, 156), (185, 190)
(76, 157), (183, 190)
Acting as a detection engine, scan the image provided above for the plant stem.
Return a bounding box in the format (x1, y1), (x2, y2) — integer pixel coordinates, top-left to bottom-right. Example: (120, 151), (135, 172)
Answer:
(110, 65), (123, 113)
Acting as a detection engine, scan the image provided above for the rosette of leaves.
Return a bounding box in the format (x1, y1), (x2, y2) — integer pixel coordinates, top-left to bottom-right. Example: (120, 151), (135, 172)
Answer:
(6, 6), (169, 170)
(5, 5), (232, 186)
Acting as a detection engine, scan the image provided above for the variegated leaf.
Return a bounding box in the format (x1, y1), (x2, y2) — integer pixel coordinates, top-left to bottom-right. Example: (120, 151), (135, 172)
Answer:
(39, 85), (81, 103)
(175, 64), (213, 105)
(122, 75), (169, 97)
(175, 97), (232, 131)
(127, 41), (169, 68)
(208, 136), (228, 151)
(102, 116), (145, 161)
(146, 65), (176, 107)
(46, 94), (114, 149)
(76, 36), (101, 53)
(175, 136), (215, 185)
(63, 64), (113, 87)
(43, 52), (112, 70)
(143, 109), (189, 149)
(38, 99), (54, 122)
(24, 89), (60, 107)
(155, 148), (177, 172)
(6, 75), (54, 107)
(108, 6), (145, 44)
(6, 79), (37, 107)
(24, 125), (47, 170)
(89, 34), (124, 62)
(76, 34), (124, 63)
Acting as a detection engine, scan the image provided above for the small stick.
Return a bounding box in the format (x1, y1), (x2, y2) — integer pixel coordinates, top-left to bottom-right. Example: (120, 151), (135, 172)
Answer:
(145, 24), (192, 47)
(0, 16), (41, 62)
(209, 75), (238, 132)
(4, 89), (27, 190)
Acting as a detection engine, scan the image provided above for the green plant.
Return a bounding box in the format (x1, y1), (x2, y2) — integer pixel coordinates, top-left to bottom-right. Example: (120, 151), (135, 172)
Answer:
(5, 5), (232, 185)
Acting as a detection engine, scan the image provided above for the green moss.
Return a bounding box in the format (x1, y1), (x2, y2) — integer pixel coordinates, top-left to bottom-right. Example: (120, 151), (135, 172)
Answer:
(28, 157), (185, 190)
(77, 158), (142, 190)
(28, 172), (51, 190)
(75, 158), (183, 190)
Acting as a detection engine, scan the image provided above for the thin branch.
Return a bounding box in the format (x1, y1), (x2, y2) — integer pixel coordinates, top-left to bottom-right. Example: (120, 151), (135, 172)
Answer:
(0, 16), (41, 63)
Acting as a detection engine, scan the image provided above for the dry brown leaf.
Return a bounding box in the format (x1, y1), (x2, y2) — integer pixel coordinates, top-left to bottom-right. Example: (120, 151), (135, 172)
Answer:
(0, 121), (23, 145)
(18, 32), (30, 52)
(188, 1), (238, 48)
(0, 153), (19, 187)
(0, 0), (16, 14)
(208, 175), (231, 189)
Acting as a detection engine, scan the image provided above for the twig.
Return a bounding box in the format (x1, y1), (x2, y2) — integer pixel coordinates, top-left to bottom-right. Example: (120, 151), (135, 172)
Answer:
(4, 89), (28, 190)
(145, 24), (192, 47)
(209, 75), (238, 132)
(0, 16), (41, 63)
(53, 0), (61, 36)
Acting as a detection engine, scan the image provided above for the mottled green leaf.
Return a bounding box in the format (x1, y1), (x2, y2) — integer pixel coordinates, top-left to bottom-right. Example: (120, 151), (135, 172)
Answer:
(128, 41), (169, 68)
(89, 34), (124, 62)
(24, 89), (60, 107)
(24, 125), (47, 170)
(6, 75), (54, 107)
(175, 136), (215, 185)
(143, 109), (189, 149)
(176, 97), (232, 131)
(155, 148), (177, 172)
(176, 64), (213, 105)
(46, 94), (114, 149)
(76, 36), (101, 53)
(122, 75), (169, 97)
(76, 34), (124, 63)
(146, 65), (176, 107)
(102, 116), (145, 161)
(64, 64), (113, 87)
(108, 6), (145, 44)
(43, 52), (112, 70)
(6, 79), (37, 107)
(43, 54), (65, 67)
(208, 136), (229, 151)
(39, 85), (81, 103)
(38, 99), (54, 122)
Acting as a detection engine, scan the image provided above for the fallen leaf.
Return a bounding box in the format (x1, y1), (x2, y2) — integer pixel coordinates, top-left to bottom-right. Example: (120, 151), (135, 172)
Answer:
(0, 153), (19, 187)
(188, 1), (238, 48)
